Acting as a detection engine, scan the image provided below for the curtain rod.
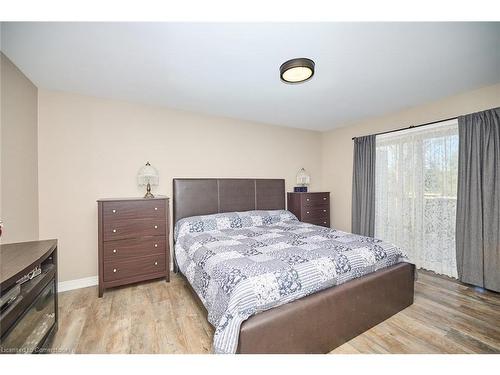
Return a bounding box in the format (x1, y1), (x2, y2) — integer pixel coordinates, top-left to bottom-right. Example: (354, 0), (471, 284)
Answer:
(351, 115), (459, 140)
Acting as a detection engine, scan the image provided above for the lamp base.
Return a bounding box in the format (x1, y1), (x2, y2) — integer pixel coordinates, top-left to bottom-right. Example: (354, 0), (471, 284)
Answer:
(144, 182), (155, 198)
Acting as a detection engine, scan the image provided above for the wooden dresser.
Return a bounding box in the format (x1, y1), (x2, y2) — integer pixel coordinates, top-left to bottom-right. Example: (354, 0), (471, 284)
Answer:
(97, 197), (169, 297)
(287, 192), (330, 227)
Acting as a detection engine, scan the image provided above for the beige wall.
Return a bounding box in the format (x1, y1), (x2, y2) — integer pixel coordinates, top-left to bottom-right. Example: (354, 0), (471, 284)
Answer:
(322, 83), (500, 232)
(0, 52), (39, 244)
(37, 89), (323, 281)
(38, 84), (500, 282)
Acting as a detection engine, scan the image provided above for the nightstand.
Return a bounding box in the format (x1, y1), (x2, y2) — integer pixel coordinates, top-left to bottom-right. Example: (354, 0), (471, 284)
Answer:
(287, 192), (330, 227)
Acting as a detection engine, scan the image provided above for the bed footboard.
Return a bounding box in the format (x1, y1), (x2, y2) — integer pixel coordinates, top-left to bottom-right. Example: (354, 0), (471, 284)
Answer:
(237, 262), (415, 353)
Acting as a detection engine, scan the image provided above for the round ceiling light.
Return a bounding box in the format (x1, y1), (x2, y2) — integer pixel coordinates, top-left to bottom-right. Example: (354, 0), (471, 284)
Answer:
(280, 58), (315, 84)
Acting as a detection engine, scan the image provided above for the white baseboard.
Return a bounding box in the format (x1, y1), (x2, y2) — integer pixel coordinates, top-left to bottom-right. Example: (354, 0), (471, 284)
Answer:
(58, 276), (98, 293)
(57, 263), (175, 293)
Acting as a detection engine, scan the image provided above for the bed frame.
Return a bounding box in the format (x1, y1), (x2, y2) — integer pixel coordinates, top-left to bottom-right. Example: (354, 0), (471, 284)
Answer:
(173, 178), (415, 353)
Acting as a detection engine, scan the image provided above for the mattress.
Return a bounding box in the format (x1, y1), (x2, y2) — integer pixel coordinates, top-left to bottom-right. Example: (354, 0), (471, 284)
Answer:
(174, 210), (408, 353)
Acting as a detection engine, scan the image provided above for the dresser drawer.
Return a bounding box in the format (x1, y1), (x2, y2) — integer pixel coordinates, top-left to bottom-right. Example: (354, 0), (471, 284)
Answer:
(302, 193), (329, 207)
(302, 206), (329, 218)
(305, 216), (330, 227)
(103, 200), (165, 221)
(103, 237), (166, 260)
(103, 254), (167, 282)
(103, 218), (166, 241)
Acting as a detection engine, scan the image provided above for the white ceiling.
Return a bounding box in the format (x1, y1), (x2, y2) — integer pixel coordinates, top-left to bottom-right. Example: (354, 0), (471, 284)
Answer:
(2, 22), (499, 131)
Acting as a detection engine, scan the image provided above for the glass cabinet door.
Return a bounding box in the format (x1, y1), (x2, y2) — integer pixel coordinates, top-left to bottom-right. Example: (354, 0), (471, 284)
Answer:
(1, 280), (56, 353)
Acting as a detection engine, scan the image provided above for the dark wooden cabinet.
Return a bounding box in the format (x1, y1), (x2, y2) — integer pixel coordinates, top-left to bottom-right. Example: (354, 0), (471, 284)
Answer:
(97, 197), (169, 297)
(0, 240), (58, 354)
(287, 192), (330, 227)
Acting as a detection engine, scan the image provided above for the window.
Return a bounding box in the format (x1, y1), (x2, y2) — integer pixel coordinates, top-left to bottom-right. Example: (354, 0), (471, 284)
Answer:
(375, 119), (458, 277)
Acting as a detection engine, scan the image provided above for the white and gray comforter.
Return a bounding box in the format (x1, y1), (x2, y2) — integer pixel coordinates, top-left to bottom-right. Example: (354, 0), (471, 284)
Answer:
(174, 210), (407, 354)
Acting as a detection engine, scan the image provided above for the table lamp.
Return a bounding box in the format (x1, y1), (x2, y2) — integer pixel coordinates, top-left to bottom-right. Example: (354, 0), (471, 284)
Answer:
(295, 168), (311, 192)
(137, 161), (159, 198)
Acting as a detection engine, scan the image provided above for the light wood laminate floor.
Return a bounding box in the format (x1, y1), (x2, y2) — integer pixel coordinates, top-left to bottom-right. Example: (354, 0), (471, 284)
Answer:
(51, 270), (500, 354)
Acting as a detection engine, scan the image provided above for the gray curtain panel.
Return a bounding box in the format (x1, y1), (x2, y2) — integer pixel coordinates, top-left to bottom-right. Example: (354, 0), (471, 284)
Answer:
(351, 135), (376, 236)
(456, 107), (500, 292)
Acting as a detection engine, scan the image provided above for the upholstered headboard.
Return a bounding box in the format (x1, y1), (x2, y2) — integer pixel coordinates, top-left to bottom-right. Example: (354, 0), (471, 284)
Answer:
(172, 178), (285, 272)
(172, 178), (285, 226)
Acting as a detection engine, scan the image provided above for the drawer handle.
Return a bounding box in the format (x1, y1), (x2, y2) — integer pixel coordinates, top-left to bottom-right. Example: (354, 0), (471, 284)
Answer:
(306, 198), (310, 201)
(323, 197), (327, 200)
(154, 207), (158, 211)
(154, 261), (158, 266)
(113, 268), (117, 273)
(154, 244), (158, 248)
(113, 249), (117, 253)
(323, 209), (327, 212)
(154, 225), (158, 229)
(112, 209), (117, 213)
(306, 211), (310, 214)
(323, 221), (327, 224)
(112, 229), (117, 233)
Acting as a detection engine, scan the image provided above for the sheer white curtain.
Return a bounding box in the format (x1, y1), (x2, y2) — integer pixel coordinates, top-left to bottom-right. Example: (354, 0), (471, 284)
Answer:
(375, 120), (459, 278)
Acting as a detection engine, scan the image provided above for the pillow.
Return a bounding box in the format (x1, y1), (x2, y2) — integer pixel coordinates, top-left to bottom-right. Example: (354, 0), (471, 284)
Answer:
(174, 210), (297, 241)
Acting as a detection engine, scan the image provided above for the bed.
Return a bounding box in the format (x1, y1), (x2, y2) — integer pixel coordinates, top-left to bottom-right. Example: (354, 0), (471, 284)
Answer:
(173, 178), (415, 354)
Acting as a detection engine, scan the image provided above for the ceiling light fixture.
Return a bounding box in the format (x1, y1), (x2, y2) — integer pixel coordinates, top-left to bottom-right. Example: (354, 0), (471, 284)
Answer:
(280, 58), (315, 84)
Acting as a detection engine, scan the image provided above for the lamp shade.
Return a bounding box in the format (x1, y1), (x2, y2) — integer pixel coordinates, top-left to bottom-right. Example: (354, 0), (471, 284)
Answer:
(296, 168), (310, 186)
(137, 161), (159, 186)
